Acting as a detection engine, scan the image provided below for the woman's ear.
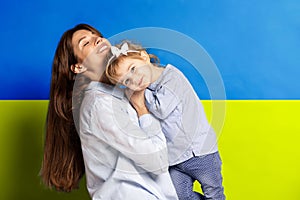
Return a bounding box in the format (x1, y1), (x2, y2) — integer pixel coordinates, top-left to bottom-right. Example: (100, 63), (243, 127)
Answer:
(70, 63), (87, 74)
(140, 51), (150, 62)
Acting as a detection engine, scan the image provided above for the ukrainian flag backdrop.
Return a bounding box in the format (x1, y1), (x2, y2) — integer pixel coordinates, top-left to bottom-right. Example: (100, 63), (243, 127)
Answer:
(1, 0), (300, 199)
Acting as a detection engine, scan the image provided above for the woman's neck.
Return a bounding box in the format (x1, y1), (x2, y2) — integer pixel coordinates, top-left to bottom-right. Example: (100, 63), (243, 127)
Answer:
(84, 69), (112, 85)
(99, 73), (112, 84)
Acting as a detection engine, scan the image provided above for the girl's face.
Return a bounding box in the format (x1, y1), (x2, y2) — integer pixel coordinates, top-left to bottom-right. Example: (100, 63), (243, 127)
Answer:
(72, 29), (111, 72)
(116, 57), (153, 91)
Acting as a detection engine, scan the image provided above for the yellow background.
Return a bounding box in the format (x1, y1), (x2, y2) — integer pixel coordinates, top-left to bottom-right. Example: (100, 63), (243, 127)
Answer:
(1, 100), (300, 199)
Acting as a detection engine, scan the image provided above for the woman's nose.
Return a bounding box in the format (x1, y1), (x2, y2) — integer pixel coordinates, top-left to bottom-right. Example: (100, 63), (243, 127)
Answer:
(95, 37), (102, 45)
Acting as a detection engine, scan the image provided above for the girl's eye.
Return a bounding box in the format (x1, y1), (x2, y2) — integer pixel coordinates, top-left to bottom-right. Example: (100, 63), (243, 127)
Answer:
(130, 66), (135, 73)
(124, 79), (129, 85)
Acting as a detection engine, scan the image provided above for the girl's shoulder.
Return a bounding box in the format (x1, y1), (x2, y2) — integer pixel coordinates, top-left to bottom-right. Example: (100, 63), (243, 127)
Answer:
(161, 64), (185, 80)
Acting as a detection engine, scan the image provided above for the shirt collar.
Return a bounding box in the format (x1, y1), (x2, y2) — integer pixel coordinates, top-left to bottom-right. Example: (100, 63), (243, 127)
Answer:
(148, 64), (171, 90)
(85, 81), (125, 99)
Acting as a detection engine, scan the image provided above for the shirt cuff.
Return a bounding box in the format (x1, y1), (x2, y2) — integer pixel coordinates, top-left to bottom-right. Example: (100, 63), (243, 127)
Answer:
(139, 114), (162, 137)
(138, 114), (153, 128)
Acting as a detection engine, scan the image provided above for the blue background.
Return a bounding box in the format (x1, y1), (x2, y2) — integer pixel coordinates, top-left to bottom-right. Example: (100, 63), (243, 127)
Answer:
(0, 0), (299, 100)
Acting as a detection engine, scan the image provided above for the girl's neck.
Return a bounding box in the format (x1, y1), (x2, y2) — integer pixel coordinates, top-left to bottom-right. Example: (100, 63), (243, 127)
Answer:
(151, 65), (165, 83)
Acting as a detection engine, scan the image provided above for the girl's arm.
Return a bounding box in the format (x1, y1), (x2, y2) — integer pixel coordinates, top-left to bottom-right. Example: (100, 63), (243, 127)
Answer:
(146, 74), (184, 120)
(125, 88), (149, 117)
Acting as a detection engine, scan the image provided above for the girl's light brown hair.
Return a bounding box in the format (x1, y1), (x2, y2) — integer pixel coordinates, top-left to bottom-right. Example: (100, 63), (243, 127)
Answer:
(105, 40), (159, 85)
(40, 24), (102, 192)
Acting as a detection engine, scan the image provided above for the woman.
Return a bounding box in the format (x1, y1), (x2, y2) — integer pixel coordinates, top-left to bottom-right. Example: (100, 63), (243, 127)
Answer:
(40, 24), (178, 200)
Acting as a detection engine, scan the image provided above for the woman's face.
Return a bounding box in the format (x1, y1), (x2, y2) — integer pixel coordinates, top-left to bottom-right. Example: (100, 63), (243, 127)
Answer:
(72, 29), (111, 72)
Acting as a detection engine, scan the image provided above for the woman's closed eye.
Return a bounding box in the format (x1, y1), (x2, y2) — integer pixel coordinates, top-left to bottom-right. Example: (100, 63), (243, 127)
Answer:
(83, 41), (89, 47)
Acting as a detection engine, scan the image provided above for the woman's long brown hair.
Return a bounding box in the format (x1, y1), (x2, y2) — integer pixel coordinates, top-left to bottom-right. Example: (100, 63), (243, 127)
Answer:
(40, 24), (102, 192)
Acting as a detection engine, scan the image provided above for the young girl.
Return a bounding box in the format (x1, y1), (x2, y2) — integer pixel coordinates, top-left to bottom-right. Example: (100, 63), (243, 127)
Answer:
(106, 41), (225, 200)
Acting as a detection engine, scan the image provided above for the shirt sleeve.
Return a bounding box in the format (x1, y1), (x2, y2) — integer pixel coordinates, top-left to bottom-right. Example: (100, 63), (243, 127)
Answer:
(146, 70), (185, 119)
(89, 96), (168, 175)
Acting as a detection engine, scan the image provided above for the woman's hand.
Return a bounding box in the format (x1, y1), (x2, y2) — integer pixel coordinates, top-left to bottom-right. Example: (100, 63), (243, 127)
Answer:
(125, 89), (149, 117)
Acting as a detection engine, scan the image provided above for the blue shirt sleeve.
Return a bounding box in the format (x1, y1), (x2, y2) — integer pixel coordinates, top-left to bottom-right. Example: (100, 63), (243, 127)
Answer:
(145, 68), (184, 119)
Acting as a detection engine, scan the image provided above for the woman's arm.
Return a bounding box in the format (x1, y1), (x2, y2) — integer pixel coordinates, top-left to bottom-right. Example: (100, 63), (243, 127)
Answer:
(87, 94), (168, 175)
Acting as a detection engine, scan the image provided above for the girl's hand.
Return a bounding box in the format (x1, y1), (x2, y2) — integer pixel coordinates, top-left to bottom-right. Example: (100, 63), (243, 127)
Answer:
(125, 89), (149, 117)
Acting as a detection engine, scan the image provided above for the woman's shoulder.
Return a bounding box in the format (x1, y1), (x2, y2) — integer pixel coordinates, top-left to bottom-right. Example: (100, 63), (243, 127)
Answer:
(81, 89), (113, 111)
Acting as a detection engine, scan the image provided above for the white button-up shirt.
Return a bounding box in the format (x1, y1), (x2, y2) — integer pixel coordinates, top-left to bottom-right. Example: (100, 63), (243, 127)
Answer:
(79, 81), (178, 200)
(145, 64), (218, 166)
